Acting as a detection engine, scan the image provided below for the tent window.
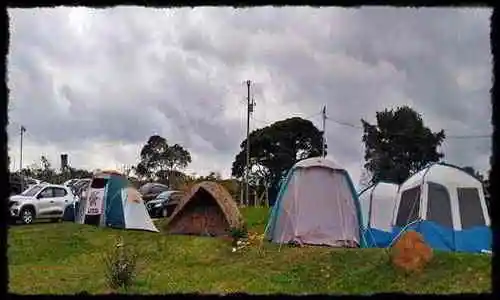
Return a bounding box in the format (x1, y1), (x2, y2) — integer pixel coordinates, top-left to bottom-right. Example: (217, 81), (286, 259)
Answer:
(426, 182), (453, 228)
(395, 186), (421, 227)
(91, 178), (108, 189)
(457, 188), (485, 229)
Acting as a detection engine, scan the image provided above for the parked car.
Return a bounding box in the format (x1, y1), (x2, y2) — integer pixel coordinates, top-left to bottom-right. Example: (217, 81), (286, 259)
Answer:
(139, 182), (170, 202)
(9, 184), (76, 224)
(146, 190), (184, 218)
(71, 178), (92, 197)
(63, 178), (80, 187)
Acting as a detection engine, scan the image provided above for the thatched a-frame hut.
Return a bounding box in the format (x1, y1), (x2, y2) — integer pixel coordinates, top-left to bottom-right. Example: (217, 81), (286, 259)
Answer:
(163, 181), (243, 236)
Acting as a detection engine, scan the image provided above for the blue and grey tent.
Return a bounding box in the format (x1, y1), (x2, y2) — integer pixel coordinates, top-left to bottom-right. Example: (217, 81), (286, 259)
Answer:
(264, 157), (365, 247)
(75, 170), (159, 232)
(391, 162), (491, 253)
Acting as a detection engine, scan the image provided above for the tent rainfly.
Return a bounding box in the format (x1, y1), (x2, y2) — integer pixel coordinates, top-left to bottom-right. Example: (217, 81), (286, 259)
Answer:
(264, 157), (365, 248)
(75, 170), (159, 232)
(358, 182), (399, 248)
(164, 181), (243, 236)
(392, 162), (491, 253)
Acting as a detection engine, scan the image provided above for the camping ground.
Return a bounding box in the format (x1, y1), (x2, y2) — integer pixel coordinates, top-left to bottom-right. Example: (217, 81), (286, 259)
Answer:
(8, 207), (491, 294)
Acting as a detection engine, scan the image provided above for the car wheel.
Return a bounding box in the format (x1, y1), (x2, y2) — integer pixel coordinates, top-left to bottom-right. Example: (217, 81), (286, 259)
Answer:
(51, 218), (61, 223)
(20, 208), (35, 225)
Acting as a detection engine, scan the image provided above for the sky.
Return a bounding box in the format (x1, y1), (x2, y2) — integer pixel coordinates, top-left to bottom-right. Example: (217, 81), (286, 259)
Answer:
(7, 6), (492, 188)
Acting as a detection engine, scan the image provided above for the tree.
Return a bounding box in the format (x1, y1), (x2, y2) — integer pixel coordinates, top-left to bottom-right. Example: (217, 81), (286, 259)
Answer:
(135, 135), (192, 186)
(361, 106), (446, 185)
(231, 117), (326, 205)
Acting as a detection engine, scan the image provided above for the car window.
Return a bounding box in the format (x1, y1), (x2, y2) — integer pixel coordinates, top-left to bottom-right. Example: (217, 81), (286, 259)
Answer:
(170, 193), (184, 202)
(38, 188), (54, 198)
(21, 185), (44, 197)
(53, 187), (68, 198)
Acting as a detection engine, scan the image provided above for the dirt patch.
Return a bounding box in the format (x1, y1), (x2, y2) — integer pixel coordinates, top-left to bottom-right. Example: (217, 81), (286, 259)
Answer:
(390, 230), (433, 273)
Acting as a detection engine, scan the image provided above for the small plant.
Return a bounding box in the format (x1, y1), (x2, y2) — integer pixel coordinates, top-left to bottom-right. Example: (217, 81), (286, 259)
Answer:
(228, 225), (249, 253)
(229, 225), (248, 240)
(103, 237), (139, 291)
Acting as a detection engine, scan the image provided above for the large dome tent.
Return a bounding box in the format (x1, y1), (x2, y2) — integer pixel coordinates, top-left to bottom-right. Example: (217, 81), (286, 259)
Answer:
(264, 157), (365, 248)
(391, 162), (490, 253)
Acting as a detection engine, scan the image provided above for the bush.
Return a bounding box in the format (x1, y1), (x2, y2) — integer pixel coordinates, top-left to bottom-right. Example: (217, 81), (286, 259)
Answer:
(229, 225), (248, 240)
(103, 237), (139, 291)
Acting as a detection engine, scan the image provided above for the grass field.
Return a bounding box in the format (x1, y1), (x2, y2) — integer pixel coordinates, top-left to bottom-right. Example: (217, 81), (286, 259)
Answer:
(8, 207), (491, 294)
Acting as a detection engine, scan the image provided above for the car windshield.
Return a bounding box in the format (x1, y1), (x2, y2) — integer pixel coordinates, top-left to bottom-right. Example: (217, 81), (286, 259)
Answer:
(21, 185), (43, 197)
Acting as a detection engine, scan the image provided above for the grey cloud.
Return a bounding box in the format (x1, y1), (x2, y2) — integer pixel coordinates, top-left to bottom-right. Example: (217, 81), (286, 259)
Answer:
(7, 7), (493, 182)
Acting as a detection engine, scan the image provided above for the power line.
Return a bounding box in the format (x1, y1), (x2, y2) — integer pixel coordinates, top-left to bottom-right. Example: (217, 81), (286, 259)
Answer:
(324, 116), (490, 139)
(250, 110), (323, 128)
(446, 135), (490, 139)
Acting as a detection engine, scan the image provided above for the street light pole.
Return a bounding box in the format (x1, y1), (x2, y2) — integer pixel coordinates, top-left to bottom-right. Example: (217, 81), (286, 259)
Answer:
(19, 125), (26, 191)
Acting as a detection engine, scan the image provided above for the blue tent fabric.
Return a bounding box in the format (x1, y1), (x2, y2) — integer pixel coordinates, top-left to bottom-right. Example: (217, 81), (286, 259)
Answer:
(362, 163), (492, 253)
(391, 221), (491, 253)
(362, 228), (396, 248)
(104, 174), (126, 228)
(264, 168), (294, 240)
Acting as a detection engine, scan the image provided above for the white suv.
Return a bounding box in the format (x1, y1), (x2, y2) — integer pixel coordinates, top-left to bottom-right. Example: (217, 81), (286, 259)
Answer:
(9, 184), (76, 224)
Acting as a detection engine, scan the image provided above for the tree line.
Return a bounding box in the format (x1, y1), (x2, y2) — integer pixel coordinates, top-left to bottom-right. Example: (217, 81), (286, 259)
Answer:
(10, 105), (491, 208)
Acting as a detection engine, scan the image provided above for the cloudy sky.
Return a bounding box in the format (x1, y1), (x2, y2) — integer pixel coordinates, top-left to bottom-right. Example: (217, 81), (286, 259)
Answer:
(7, 6), (492, 187)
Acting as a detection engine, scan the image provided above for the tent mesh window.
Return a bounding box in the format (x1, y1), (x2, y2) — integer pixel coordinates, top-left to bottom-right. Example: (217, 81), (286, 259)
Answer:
(396, 186), (421, 227)
(426, 182), (453, 228)
(457, 187), (485, 229)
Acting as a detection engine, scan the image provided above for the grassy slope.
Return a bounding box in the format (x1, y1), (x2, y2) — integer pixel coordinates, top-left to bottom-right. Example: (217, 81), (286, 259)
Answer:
(8, 207), (491, 294)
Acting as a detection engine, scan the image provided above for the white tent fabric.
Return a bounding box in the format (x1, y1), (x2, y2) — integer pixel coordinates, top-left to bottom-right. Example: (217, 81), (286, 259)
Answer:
(391, 163), (491, 252)
(122, 188), (159, 232)
(267, 157), (361, 247)
(393, 163), (490, 230)
(359, 182), (399, 231)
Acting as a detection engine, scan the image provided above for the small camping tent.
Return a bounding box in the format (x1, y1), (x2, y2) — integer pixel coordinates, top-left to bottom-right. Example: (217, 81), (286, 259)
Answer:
(392, 162), (491, 253)
(264, 157), (365, 247)
(76, 171), (159, 232)
(358, 182), (399, 247)
(164, 181), (243, 236)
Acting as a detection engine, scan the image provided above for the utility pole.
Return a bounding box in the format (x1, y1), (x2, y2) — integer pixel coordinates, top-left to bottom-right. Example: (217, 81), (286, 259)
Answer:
(245, 80), (255, 207)
(321, 105), (327, 157)
(19, 125), (26, 191)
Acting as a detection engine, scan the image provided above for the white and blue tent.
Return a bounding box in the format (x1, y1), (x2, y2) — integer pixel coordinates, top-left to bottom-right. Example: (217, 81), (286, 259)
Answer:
(264, 157), (366, 247)
(358, 182), (399, 248)
(75, 171), (159, 232)
(391, 162), (491, 253)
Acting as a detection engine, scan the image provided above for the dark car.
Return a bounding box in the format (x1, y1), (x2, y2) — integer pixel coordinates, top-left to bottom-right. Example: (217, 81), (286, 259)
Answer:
(139, 182), (170, 202)
(71, 178), (92, 196)
(146, 190), (183, 218)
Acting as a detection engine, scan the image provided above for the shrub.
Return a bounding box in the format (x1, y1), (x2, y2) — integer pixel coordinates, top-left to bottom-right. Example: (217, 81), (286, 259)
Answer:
(229, 225), (248, 240)
(103, 237), (139, 291)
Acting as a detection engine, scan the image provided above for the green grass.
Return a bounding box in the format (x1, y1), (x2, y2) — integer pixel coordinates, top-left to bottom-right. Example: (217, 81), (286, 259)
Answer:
(8, 207), (491, 294)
